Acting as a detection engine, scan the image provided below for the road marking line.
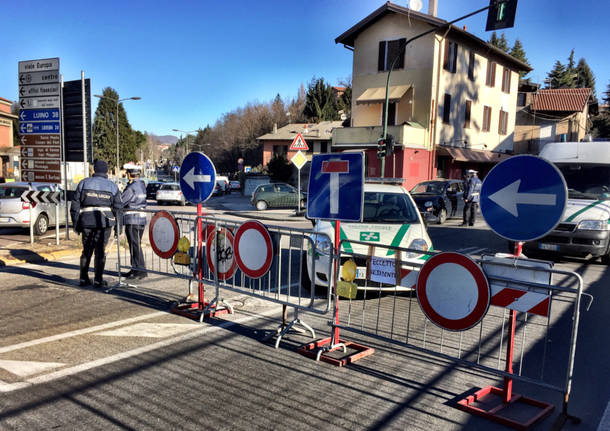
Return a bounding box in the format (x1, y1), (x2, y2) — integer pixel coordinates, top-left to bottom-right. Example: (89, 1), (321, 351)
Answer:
(0, 307), (282, 393)
(0, 359), (65, 377)
(0, 311), (165, 354)
(96, 322), (200, 338)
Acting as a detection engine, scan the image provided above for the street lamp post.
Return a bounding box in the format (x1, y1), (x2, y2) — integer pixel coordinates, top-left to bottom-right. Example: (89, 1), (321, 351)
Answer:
(94, 94), (141, 176)
(172, 128), (197, 155)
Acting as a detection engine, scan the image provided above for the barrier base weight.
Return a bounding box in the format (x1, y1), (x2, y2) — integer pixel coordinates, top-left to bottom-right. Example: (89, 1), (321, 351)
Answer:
(456, 385), (554, 430)
(296, 336), (374, 367)
(170, 301), (232, 321)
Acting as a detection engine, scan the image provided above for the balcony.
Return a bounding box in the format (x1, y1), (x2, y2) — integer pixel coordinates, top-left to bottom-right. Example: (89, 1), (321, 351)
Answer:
(332, 122), (427, 150)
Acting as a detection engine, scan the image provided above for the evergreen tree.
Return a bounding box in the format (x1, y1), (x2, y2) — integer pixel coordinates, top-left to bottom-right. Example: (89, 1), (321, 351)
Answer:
(566, 49), (576, 81)
(546, 60), (569, 88)
(303, 77), (340, 122)
(575, 58), (596, 99)
(604, 81), (610, 105)
(489, 31), (509, 52)
(509, 39), (531, 78)
(92, 87), (140, 173)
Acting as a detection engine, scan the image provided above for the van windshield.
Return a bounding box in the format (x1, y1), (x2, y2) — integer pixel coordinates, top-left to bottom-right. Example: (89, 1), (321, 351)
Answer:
(558, 165), (610, 200)
(363, 192), (420, 223)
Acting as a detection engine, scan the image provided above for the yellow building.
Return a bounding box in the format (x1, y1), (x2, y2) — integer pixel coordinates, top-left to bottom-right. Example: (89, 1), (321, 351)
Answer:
(0, 97), (18, 179)
(333, 2), (531, 186)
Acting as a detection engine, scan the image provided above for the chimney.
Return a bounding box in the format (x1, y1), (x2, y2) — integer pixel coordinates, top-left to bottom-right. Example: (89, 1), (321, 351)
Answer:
(273, 123), (277, 134)
(428, 0), (437, 16)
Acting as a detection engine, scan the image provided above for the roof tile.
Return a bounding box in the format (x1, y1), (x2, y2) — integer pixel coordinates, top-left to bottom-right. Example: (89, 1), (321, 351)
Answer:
(531, 88), (591, 112)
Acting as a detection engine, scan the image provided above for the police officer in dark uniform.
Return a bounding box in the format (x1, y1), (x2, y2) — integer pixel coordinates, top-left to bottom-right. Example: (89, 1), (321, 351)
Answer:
(121, 163), (147, 280)
(71, 160), (122, 287)
(462, 169), (482, 227)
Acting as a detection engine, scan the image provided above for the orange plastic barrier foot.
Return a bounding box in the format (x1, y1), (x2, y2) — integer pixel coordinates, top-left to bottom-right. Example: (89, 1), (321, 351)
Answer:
(170, 301), (231, 320)
(456, 385), (554, 430)
(297, 336), (374, 367)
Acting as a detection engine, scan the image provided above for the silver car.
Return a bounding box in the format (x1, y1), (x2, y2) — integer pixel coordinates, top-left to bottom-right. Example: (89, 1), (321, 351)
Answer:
(156, 182), (186, 206)
(0, 182), (67, 235)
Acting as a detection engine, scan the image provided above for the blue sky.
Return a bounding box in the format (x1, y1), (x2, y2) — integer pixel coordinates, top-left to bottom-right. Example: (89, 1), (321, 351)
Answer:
(1, 0), (608, 137)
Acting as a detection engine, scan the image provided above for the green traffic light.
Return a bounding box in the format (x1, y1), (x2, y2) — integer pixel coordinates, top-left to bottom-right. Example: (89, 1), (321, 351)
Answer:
(497, 2), (506, 21)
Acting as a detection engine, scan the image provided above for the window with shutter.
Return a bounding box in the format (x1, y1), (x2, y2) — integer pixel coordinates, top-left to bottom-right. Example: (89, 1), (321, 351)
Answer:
(378, 39), (406, 71)
(486, 61), (496, 87)
(468, 51), (475, 81)
(482, 106), (492, 132)
(443, 40), (458, 73)
(443, 94), (451, 124)
(499, 110), (508, 135)
(464, 100), (471, 128)
(502, 67), (512, 93)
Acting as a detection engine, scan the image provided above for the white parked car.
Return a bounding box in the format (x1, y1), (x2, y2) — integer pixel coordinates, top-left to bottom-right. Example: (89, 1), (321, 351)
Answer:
(0, 182), (67, 235)
(213, 176), (230, 195)
(156, 183), (186, 206)
(305, 180), (433, 292)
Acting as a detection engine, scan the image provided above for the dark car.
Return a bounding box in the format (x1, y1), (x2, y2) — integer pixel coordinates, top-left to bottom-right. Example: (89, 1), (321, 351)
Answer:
(251, 183), (306, 211)
(410, 179), (464, 224)
(146, 181), (163, 200)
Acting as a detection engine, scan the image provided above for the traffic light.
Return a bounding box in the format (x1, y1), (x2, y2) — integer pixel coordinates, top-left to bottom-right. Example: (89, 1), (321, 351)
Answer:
(386, 134), (395, 156)
(377, 137), (386, 159)
(485, 0), (518, 31)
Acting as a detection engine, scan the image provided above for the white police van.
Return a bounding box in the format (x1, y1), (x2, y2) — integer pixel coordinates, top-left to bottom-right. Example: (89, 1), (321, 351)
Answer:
(523, 141), (610, 263)
(305, 179), (433, 291)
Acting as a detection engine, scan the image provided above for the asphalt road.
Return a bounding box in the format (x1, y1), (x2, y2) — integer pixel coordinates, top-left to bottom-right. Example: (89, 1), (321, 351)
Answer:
(0, 205), (607, 430)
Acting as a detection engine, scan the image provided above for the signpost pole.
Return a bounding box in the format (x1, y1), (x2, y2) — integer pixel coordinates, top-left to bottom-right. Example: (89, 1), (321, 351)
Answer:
(503, 309), (517, 403)
(332, 220), (341, 345)
(81, 71), (88, 177)
(55, 203), (59, 246)
(61, 74), (70, 240)
(29, 206), (34, 244)
(297, 166), (301, 214)
(197, 202), (205, 310)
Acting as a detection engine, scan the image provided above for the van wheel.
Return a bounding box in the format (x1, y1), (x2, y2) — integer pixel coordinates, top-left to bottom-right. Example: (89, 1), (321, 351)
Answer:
(34, 213), (49, 236)
(256, 200), (267, 211)
(437, 208), (447, 224)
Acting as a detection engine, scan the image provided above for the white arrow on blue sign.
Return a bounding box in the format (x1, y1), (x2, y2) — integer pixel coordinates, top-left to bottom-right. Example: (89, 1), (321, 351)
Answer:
(307, 152), (365, 222)
(480, 155), (567, 242)
(19, 108), (60, 122)
(19, 121), (60, 134)
(179, 152), (216, 204)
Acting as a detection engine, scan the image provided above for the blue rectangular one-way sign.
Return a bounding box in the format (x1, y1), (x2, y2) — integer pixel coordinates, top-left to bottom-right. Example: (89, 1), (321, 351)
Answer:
(307, 152), (364, 222)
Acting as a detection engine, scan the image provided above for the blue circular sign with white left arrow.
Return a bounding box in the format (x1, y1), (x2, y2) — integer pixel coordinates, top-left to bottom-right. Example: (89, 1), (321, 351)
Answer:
(480, 155), (567, 242)
(179, 152), (217, 204)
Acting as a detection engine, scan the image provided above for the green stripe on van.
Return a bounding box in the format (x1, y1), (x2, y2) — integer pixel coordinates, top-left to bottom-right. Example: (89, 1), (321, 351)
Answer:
(565, 200), (604, 222)
(339, 226), (354, 253)
(386, 224), (410, 256)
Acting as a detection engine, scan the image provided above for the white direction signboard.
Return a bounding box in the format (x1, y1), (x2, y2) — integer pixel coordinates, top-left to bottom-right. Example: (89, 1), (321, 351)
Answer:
(19, 96), (60, 109)
(18, 57), (61, 184)
(19, 83), (60, 98)
(18, 58), (59, 73)
(19, 70), (60, 86)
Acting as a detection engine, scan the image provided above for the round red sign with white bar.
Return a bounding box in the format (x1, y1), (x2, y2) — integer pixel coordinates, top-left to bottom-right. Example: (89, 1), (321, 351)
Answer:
(206, 227), (237, 281)
(416, 252), (490, 331)
(149, 211), (179, 259)
(234, 220), (274, 279)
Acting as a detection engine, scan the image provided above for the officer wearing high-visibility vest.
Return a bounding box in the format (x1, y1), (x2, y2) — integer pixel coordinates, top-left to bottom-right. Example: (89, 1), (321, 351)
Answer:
(70, 160), (122, 287)
(121, 163), (147, 280)
(462, 169), (482, 227)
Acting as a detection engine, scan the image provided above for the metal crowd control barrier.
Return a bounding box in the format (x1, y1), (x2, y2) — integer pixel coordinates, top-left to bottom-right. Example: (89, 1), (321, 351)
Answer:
(318, 239), (590, 430)
(109, 209), (232, 318)
(192, 216), (333, 348)
(111, 209), (332, 347)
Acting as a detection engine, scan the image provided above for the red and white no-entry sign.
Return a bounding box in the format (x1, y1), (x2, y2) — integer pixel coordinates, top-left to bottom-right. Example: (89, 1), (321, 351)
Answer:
(234, 220), (274, 278)
(206, 227), (237, 281)
(149, 211), (179, 259)
(416, 252), (490, 331)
